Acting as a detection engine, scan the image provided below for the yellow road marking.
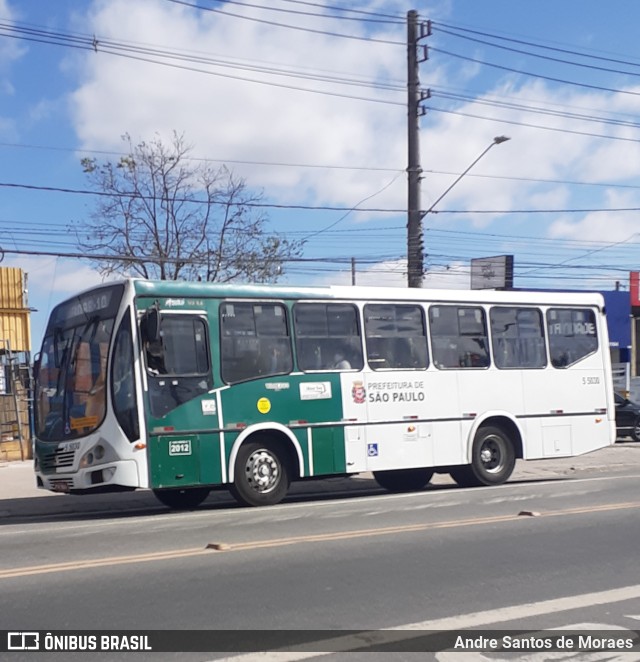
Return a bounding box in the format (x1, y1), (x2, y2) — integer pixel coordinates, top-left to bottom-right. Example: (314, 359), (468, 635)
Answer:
(217, 500), (640, 551)
(1, 500), (638, 580)
(0, 548), (210, 579)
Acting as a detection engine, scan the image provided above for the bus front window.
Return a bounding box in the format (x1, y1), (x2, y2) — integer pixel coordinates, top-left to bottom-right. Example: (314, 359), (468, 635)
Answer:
(35, 318), (115, 442)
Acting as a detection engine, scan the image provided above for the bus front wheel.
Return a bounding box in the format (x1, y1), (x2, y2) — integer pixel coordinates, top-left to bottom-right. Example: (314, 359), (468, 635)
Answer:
(230, 440), (291, 507)
(153, 487), (211, 510)
(373, 468), (433, 492)
(450, 425), (516, 488)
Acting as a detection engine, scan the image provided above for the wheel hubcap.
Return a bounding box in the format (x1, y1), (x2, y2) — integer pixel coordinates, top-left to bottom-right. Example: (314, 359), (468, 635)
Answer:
(480, 436), (504, 473)
(245, 449), (279, 493)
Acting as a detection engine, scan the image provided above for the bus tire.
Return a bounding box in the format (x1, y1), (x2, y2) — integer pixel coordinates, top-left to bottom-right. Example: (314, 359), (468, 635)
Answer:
(153, 487), (210, 510)
(230, 440), (291, 507)
(450, 425), (516, 488)
(373, 468), (433, 492)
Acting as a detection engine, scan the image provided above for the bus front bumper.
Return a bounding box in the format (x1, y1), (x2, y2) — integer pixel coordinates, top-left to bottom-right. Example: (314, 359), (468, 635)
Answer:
(36, 460), (140, 494)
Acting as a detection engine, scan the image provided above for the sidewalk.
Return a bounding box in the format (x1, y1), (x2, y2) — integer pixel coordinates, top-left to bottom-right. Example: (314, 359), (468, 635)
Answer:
(1, 443), (639, 520)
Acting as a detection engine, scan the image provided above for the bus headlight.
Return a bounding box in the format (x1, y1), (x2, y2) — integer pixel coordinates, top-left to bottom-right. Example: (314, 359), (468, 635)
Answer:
(80, 452), (94, 468)
(80, 444), (105, 468)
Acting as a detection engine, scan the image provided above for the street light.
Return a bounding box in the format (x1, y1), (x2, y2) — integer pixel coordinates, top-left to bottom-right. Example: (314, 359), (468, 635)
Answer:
(407, 135), (511, 288)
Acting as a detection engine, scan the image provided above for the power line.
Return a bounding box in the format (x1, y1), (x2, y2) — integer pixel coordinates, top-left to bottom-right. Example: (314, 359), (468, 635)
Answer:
(434, 24), (640, 78)
(430, 46), (640, 98)
(433, 205), (640, 214)
(426, 227), (640, 247)
(0, 141), (403, 172)
(0, 245), (400, 266)
(7, 180), (640, 216)
(8, 140), (640, 190)
(163, 0), (404, 44)
(0, 181), (406, 213)
(164, 0), (405, 24)
(269, 0), (405, 21)
(426, 104), (640, 144)
(432, 89), (640, 130)
(301, 171), (404, 239)
(0, 22), (405, 104)
(433, 81), (640, 124)
(436, 21), (640, 70)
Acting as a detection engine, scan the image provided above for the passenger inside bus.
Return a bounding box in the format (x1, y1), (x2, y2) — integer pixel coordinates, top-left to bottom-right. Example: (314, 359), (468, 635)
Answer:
(332, 348), (351, 370)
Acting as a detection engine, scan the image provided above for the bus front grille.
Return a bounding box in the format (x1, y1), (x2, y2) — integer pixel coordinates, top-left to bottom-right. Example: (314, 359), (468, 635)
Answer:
(41, 449), (76, 472)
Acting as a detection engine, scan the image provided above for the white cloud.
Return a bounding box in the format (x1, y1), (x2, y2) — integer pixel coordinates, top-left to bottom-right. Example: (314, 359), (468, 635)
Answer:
(0, 0), (25, 63)
(0, 0), (26, 98)
(548, 189), (640, 242)
(69, 0), (407, 208)
(57, 0), (640, 288)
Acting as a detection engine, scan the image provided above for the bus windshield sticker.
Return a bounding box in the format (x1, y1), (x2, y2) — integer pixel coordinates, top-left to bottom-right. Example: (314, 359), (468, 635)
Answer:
(300, 382), (332, 400)
(69, 416), (99, 431)
(201, 400), (217, 415)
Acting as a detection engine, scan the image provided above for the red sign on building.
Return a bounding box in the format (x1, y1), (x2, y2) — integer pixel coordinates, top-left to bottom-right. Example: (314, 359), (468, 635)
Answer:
(631, 271), (640, 307)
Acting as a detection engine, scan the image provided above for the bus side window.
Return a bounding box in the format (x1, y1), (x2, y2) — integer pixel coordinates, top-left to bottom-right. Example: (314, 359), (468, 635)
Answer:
(490, 307), (546, 369)
(145, 314), (213, 417)
(364, 303), (428, 371)
(294, 302), (363, 372)
(547, 308), (598, 368)
(220, 302), (292, 383)
(429, 306), (489, 369)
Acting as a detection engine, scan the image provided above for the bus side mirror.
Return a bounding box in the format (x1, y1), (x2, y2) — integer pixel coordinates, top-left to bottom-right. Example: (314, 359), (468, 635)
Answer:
(142, 307), (161, 343)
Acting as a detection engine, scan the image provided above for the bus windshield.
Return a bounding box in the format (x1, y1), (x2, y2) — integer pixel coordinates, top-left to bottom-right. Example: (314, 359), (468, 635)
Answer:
(35, 284), (124, 442)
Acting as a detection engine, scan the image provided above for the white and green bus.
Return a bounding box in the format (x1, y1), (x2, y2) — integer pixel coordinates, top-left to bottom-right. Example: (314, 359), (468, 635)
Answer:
(33, 279), (615, 508)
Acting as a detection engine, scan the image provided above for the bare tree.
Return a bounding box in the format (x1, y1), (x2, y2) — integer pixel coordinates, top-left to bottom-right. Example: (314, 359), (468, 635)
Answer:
(73, 132), (303, 281)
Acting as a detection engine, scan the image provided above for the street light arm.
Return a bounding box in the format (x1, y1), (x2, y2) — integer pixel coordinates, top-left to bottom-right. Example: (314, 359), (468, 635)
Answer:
(422, 135), (510, 217)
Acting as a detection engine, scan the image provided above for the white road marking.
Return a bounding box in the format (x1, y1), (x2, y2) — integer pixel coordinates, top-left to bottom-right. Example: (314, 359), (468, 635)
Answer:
(210, 585), (640, 662)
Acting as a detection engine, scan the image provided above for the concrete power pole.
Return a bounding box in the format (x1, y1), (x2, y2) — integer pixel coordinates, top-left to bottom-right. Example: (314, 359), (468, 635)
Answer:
(406, 11), (429, 288)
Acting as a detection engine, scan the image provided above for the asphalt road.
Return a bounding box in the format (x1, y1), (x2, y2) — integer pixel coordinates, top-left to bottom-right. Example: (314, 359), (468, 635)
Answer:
(2, 442), (640, 520)
(2, 445), (640, 661)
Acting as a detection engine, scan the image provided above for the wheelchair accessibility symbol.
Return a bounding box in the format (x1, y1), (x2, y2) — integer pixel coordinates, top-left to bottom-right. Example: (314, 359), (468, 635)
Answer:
(367, 443), (378, 457)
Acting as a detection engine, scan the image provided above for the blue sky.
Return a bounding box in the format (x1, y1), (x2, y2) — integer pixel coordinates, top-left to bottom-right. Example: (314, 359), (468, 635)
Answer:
(2, 0), (640, 349)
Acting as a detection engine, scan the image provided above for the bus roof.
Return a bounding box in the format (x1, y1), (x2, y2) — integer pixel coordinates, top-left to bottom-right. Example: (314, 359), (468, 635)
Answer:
(129, 278), (606, 309)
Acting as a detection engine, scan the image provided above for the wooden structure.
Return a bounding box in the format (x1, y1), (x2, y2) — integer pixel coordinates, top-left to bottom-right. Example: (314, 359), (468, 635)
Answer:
(0, 267), (32, 461)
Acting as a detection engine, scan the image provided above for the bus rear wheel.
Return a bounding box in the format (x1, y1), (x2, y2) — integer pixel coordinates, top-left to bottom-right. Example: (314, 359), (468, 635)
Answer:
(450, 425), (516, 488)
(153, 487), (211, 510)
(373, 468), (433, 492)
(230, 440), (291, 507)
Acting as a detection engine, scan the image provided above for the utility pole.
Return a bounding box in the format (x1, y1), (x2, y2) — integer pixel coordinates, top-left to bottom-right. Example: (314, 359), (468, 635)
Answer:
(406, 11), (429, 288)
